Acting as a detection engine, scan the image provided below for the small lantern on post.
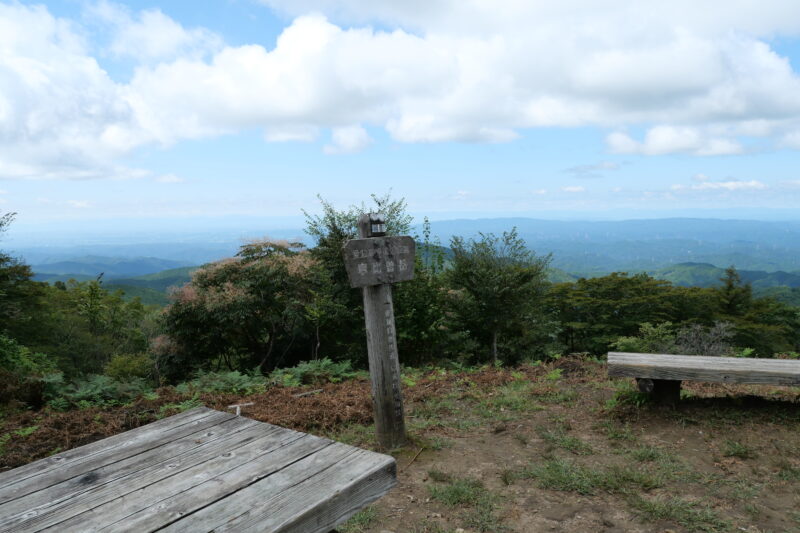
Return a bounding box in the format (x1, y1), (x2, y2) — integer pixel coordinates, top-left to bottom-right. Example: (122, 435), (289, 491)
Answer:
(342, 212), (415, 449)
(367, 213), (387, 237)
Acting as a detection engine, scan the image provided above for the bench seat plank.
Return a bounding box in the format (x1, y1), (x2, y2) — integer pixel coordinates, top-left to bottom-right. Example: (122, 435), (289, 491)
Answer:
(0, 409), (397, 533)
(608, 352), (800, 386)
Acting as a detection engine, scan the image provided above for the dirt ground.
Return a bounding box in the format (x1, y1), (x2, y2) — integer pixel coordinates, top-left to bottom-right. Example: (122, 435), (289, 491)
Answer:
(2, 357), (799, 533)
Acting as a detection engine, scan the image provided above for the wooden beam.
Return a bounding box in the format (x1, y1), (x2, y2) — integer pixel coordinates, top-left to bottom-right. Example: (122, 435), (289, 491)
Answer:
(357, 215), (407, 449)
(608, 352), (800, 386)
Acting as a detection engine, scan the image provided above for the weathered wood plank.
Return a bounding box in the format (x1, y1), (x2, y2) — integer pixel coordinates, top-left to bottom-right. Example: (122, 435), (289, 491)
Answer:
(39, 429), (318, 532)
(0, 408), (233, 505)
(608, 352), (800, 386)
(226, 448), (396, 533)
(1, 409), (399, 533)
(156, 443), (388, 533)
(0, 416), (260, 528)
(0, 407), (216, 488)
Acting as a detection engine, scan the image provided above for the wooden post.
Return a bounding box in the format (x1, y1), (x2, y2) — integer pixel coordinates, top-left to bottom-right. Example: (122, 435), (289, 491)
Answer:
(637, 378), (681, 406)
(361, 283), (407, 448)
(341, 214), (411, 449)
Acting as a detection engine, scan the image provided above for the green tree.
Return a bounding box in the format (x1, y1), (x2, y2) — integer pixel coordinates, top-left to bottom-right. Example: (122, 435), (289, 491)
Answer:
(548, 273), (676, 354)
(302, 193), (414, 365)
(0, 212), (44, 341)
(446, 228), (551, 364)
(157, 240), (324, 379)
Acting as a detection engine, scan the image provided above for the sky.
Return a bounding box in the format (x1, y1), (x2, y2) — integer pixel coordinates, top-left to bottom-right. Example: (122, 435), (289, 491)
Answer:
(2, 0), (800, 238)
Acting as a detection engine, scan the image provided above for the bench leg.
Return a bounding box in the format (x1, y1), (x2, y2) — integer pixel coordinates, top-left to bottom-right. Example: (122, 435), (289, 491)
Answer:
(637, 378), (681, 406)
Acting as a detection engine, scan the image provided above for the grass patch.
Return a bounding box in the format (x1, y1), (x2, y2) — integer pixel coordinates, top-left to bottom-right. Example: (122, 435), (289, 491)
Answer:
(13, 425), (38, 437)
(598, 421), (637, 442)
(157, 396), (203, 418)
(630, 444), (672, 463)
(478, 380), (541, 417)
(605, 381), (651, 410)
(777, 462), (800, 482)
(339, 506), (378, 533)
(428, 476), (505, 532)
(628, 494), (730, 532)
(428, 469), (452, 483)
(327, 423), (375, 447)
(536, 425), (593, 455)
(500, 468), (516, 485)
(429, 477), (486, 506)
(522, 458), (664, 495)
(722, 440), (756, 459)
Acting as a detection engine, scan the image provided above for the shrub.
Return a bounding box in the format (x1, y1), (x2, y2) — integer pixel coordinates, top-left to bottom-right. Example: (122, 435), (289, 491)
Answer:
(104, 353), (155, 382)
(268, 358), (363, 387)
(0, 335), (58, 408)
(175, 369), (268, 395)
(611, 322), (676, 354)
(47, 374), (154, 410)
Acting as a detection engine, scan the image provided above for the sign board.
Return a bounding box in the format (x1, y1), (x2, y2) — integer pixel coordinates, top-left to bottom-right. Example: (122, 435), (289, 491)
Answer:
(343, 236), (416, 288)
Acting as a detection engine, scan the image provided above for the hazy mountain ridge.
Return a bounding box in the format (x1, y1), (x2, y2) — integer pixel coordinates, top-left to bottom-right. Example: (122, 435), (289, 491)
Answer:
(22, 218), (800, 307)
(32, 256), (193, 278)
(651, 262), (800, 288)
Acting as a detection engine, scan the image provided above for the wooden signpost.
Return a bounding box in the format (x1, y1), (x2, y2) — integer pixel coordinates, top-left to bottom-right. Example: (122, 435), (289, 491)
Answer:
(343, 213), (415, 449)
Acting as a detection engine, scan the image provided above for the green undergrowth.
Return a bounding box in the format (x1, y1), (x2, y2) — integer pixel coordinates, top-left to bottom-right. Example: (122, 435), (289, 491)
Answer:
(427, 474), (506, 532)
(521, 458), (666, 495)
(628, 494), (730, 532)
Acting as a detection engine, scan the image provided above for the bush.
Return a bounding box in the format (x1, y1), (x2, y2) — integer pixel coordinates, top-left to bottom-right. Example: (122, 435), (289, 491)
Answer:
(175, 369), (269, 395)
(48, 374), (153, 410)
(611, 322), (676, 354)
(268, 358), (363, 387)
(0, 335), (58, 408)
(104, 353), (155, 382)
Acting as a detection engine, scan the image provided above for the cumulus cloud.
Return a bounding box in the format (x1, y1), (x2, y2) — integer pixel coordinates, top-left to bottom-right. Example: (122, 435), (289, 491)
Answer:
(67, 200), (91, 208)
(3, 1), (800, 180)
(607, 127), (743, 156)
(323, 125), (372, 154)
(87, 1), (222, 61)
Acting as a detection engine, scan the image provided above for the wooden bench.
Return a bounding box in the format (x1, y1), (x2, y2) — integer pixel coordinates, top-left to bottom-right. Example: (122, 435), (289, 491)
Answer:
(608, 352), (800, 405)
(0, 407), (396, 532)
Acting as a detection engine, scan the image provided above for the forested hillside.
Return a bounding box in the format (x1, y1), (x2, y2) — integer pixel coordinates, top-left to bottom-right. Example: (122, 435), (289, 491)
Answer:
(3, 199), (799, 414)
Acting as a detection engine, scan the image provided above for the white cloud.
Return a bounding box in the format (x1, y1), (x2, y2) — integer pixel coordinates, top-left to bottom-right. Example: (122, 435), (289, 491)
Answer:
(323, 125), (372, 154)
(672, 179), (767, 191)
(692, 180), (767, 190)
(3, 1), (800, 180)
(451, 190), (470, 200)
(692, 173), (711, 182)
(562, 186), (585, 193)
(607, 127), (743, 156)
(532, 189), (547, 195)
(67, 200), (91, 209)
(87, 1), (221, 61)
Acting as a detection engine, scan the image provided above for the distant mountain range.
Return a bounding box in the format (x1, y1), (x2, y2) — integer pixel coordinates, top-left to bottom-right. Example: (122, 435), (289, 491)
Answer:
(17, 217), (800, 307)
(650, 262), (800, 288)
(31, 259), (198, 307)
(32, 256), (193, 279)
(424, 218), (800, 274)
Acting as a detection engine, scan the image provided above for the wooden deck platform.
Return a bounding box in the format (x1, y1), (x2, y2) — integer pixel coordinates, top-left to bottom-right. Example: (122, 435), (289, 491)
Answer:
(0, 407), (396, 532)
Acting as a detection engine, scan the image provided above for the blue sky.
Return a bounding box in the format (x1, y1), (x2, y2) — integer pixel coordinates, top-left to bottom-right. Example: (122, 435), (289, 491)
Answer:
(2, 0), (800, 238)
